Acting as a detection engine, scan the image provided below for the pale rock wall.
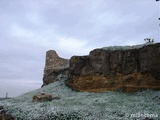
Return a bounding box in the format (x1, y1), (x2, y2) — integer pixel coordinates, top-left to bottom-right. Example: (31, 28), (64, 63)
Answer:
(42, 50), (69, 86)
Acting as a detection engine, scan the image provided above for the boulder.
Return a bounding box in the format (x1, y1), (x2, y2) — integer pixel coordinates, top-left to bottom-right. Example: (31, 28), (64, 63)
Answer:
(32, 93), (52, 102)
(0, 106), (15, 120)
(43, 43), (160, 92)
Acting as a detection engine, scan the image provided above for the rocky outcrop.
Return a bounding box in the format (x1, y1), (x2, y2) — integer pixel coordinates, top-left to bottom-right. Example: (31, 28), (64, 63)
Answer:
(32, 93), (60, 102)
(0, 106), (15, 120)
(42, 50), (69, 87)
(43, 43), (160, 92)
(66, 43), (160, 92)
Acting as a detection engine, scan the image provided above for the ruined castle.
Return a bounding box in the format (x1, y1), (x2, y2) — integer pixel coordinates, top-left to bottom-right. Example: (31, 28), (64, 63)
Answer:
(42, 43), (160, 92)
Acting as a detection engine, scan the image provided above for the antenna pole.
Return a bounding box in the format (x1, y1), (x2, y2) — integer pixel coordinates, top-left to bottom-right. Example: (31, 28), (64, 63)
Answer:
(6, 92), (8, 99)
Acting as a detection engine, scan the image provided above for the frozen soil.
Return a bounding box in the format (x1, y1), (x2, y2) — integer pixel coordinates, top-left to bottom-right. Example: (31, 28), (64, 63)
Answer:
(0, 76), (159, 120)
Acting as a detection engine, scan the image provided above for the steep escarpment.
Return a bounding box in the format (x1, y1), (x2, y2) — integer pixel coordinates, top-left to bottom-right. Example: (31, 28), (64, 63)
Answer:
(43, 43), (160, 92)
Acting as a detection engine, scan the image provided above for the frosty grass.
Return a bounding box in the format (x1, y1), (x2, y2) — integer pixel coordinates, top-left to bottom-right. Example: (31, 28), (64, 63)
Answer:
(0, 76), (159, 120)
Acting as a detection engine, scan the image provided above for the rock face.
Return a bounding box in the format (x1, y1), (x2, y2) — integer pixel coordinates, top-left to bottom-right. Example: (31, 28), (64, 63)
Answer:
(43, 43), (160, 92)
(66, 43), (160, 92)
(42, 50), (69, 86)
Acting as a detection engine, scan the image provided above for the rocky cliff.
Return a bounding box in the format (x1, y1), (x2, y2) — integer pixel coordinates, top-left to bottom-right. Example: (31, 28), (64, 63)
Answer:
(42, 50), (69, 86)
(42, 43), (160, 92)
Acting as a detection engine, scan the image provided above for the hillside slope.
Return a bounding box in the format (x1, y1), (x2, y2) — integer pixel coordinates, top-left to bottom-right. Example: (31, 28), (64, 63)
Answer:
(0, 77), (159, 119)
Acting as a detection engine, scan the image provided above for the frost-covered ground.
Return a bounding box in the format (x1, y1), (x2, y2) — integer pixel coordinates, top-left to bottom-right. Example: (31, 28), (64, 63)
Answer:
(102, 42), (154, 51)
(0, 76), (159, 120)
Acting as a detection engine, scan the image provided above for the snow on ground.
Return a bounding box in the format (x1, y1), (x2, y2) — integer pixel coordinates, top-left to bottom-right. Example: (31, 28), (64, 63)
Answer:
(102, 42), (155, 51)
(0, 76), (160, 120)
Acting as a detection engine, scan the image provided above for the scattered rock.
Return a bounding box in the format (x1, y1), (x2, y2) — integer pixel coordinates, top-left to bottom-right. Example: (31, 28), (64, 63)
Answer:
(0, 105), (15, 120)
(32, 93), (52, 102)
(32, 93), (61, 102)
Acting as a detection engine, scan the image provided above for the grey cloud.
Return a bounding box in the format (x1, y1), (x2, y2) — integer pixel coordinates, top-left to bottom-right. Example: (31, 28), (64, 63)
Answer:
(0, 39), (45, 80)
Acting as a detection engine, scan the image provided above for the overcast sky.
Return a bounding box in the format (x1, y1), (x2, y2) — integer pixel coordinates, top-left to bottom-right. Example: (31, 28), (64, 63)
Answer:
(0, 0), (159, 97)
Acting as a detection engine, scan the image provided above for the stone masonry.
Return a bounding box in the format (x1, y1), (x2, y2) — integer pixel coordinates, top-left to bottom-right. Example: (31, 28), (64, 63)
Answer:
(42, 50), (69, 86)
